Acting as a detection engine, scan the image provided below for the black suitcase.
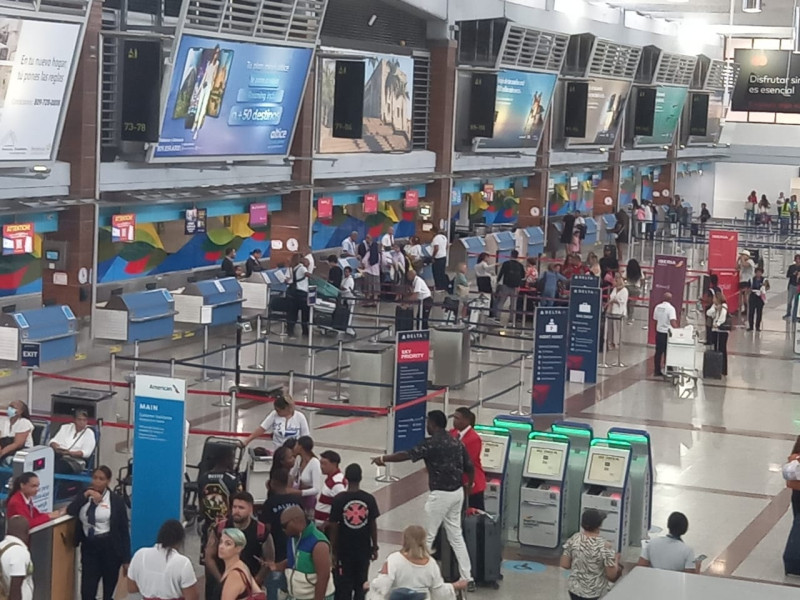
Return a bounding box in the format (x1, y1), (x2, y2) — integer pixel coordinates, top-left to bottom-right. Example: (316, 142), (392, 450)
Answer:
(439, 513), (503, 588)
(786, 514), (800, 575)
(703, 350), (723, 380)
(332, 301), (350, 331)
(395, 306), (415, 332)
(269, 295), (293, 315)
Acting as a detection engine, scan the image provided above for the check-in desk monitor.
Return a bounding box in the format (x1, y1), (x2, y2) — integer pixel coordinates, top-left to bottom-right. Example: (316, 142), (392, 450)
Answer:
(519, 440), (569, 548)
(478, 432), (510, 518)
(581, 445), (632, 552)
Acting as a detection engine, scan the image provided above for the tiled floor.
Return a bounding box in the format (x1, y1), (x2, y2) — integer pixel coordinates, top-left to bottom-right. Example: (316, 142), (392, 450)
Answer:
(11, 255), (800, 598)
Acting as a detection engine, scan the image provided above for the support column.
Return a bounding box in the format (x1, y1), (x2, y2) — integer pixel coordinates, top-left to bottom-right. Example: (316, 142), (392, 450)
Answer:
(596, 144), (622, 215)
(652, 163), (675, 205)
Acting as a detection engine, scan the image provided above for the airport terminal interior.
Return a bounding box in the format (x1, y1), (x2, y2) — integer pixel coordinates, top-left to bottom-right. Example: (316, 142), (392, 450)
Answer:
(4, 0), (800, 598)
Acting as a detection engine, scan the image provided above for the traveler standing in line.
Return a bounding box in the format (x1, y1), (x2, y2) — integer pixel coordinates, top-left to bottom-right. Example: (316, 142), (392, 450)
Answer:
(784, 254), (800, 320)
(450, 407), (486, 511)
(361, 237), (381, 307)
(785, 436), (800, 518)
(314, 451), (347, 529)
(381, 227), (395, 251)
(561, 509), (623, 600)
(245, 248), (265, 278)
(539, 263), (568, 307)
(587, 253), (601, 278)
(638, 512), (700, 573)
(127, 519), (199, 600)
(560, 212), (576, 255)
(737, 249), (756, 316)
(701, 274), (721, 345)
(492, 250), (525, 326)
(67, 466), (131, 600)
(372, 410), (476, 591)
(327, 255), (343, 290)
(606, 274), (628, 351)
(242, 392), (310, 451)
(624, 259), (644, 323)
(405, 236), (424, 274)
(598, 246), (619, 283)
(260, 468), (302, 600)
(707, 290), (730, 377)
(642, 201), (654, 241)
(613, 207), (630, 263)
(474, 252), (495, 295)
(699, 203), (711, 231)
(6, 472), (64, 527)
(745, 190), (757, 225)
(218, 528), (268, 600)
(0, 517), (33, 600)
(792, 195), (799, 231)
(342, 232), (359, 258)
(406, 269), (433, 330)
(287, 253), (311, 337)
(329, 464), (381, 600)
(431, 226), (449, 291)
(288, 436), (324, 518)
(198, 445), (242, 574)
(747, 267), (769, 332)
(304, 248), (316, 275)
(652, 292), (678, 377)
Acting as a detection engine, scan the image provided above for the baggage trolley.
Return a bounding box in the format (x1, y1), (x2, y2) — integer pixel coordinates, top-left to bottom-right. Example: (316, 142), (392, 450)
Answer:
(666, 325), (700, 398)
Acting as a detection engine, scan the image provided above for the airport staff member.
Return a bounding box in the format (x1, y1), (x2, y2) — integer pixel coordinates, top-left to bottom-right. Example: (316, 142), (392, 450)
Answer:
(431, 226), (449, 291)
(653, 292), (678, 377)
(241, 392), (310, 451)
(342, 232), (359, 258)
(406, 269), (432, 330)
(372, 410), (476, 591)
(221, 247), (239, 278)
(245, 248), (264, 278)
(450, 407), (486, 511)
(7, 472), (65, 527)
(50, 409), (96, 474)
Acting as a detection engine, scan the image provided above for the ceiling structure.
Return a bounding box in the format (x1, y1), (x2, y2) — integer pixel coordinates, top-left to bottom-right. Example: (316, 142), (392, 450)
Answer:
(605, 0), (795, 31)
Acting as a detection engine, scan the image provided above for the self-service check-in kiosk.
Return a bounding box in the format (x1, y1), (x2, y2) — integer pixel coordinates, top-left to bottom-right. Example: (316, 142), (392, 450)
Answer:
(519, 432), (570, 548)
(474, 425), (511, 520)
(608, 428), (653, 546)
(581, 439), (633, 552)
(493, 415), (533, 542)
(552, 421), (594, 540)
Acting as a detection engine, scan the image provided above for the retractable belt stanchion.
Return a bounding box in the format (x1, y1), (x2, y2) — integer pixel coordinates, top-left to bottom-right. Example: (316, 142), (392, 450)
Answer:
(170, 358), (176, 378)
(134, 340), (140, 372)
(443, 387), (450, 418)
(309, 350), (317, 403)
(329, 340), (349, 403)
(288, 370), (295, 397)
(476, 371), (485, 422)
(250, 316), (264, 369)
(123, 372), (135, 454)
(600, 315), (611, 369)
(308, 308), (314, 358)
(261, 337), (269, 388)
(109, 353), (116, 393)
(229, 390), (237, 432)
(26, 369), (33, 412)
(376, 405), (399, 483)
(609, 314), (626, 367)
(511, 355), (530, 416)
(199, 325), (211, 382)
(213, 346), (231, 408)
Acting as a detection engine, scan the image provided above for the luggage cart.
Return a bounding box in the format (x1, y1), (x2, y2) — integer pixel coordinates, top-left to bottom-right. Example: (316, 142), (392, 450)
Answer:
(666, 325), (700, 398)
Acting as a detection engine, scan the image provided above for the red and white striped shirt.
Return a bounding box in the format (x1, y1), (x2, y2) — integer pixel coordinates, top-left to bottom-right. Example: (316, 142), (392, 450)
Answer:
(314, 471), (347, 525)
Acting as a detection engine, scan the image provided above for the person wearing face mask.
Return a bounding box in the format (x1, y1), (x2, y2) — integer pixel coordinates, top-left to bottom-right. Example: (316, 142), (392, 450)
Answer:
(6, 472), (65, 527)
(0, 401), (34, 466)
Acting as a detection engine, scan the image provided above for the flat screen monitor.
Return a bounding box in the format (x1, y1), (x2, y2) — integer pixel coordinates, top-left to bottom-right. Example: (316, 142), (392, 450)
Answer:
(586, 451), (627, 486)
(479, 434), (508, 473)
(633, 87), (656, 137)
(44, 250), (60, 262)
(689, 93), (710, 137)
(525, 444), (566, 479)
(563, 81), (588, 138)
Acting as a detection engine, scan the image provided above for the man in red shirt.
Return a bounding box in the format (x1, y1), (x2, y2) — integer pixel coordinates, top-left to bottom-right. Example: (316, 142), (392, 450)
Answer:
(450, 407), (486, 510)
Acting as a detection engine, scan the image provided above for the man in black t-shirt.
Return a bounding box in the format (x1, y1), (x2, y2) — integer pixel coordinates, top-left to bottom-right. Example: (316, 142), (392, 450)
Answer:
(260, 467), (301, 600)
(329, 464), (380, 600)
(492, 250), (526, 326)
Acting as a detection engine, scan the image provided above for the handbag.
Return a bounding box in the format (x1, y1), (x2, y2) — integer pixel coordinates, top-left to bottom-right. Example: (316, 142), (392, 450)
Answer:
(59, 455), (86, 474)
(286, 536), (335, 600)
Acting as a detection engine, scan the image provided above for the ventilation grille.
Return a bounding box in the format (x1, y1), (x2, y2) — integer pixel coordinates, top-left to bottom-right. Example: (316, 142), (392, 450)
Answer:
(588, 39), (641, 79)
(183, 0), (328, 46)
(101, 14), (121, 152)
(654, 53), (696, 87)
(706, 58), (738, 91)
(412, 53), (430, 151)
(0, 0), (91, 17)
(499, 25), (569, 73)
(321, 0), (428, 49)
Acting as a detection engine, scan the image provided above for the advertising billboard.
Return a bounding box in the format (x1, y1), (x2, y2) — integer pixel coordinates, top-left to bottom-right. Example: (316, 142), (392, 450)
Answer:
(2, 223), (33, 255)
(0, 17), (81, 162)
(153, 34), (312, 160)
(474, 69), (558, 151)
(732, 49), (800, 113)
(318, 51), (414, 154)
(634, 85), (688, 147)
(565, 78), (631, 147)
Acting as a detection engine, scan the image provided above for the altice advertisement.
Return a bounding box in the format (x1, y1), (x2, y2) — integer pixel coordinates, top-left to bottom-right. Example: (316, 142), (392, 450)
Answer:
(153, 34), (312, 160)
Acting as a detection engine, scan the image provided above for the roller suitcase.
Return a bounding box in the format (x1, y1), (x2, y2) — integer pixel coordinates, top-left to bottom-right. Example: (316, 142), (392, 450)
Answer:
(702, 349), (723, 380)
(439, 512), (503, 588)
(269, 295), (293, 316)
(332, 301), (350, 331)
(395, 306), (415, 332)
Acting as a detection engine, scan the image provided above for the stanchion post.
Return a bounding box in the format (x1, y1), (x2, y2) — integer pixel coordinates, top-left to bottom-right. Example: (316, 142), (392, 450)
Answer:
(600, 315), (611, 368)
(615, 316), (626, 368)
(418, 299), (424, 330)
(261, 337), (269, 388)
(511, 355), (530, 416)
(133, 340), (140, 372)
(308, 307), (314, 358)
(109, 352), (116, 393)
(250, 315), (263, 369)
(288, 370), (295, 397)
(330, 339), (349, 403)
(200, 325), (210, 382)
(443, 387), (450, 417)
(229, 390), (237, 432)
(213, 346), (231, 408)
(26, 368), (33, 413)
(170, 358), (176, 378)
(309, 350), (316, 404)
(476, 371), (485, 422)
(124, 372), (135, 454)
(376, 406), (399, 483)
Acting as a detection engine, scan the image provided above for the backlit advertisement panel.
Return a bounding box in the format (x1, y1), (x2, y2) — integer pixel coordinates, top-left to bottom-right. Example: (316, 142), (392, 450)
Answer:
(634, 85), (688, 147)
(153, 34), (312, 160)
(686, 90), (724, 145)
(475, 69), (557, 151)
(0, 18), (80, 161)
(565, 78), (631, 147)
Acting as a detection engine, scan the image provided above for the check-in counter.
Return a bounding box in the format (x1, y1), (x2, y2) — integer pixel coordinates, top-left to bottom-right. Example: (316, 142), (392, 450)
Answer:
(601, 214), (617, 244)
(94, 289), (176, 342)
(517, 227), (545, 259)
(31, 514), (76, 600)
(0, 306), (78, 363)
(450, 237), (484, 271)
(485, 230), (516, 263)
(584, 217), (599, 246)
(173, 278), (244, 326)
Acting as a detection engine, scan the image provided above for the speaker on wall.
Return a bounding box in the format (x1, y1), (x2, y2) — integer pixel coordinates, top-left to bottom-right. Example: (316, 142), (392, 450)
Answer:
(563, 81), (588, 138)
(689, 93), (710, 137)
(633, 87), (657, 137)
(120, 39), (161, 143)
(467, 72), (497, 139)
(332, 60), (365, 139)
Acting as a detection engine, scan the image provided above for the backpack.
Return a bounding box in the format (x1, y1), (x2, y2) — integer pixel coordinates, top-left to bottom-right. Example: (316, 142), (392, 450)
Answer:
(0, 541), (23, 600)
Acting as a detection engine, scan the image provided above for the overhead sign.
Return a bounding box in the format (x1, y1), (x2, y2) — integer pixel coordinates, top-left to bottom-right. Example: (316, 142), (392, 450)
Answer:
(249, 203), (268, 227)
(332, 60), (365, 139)
(20, 342), (40, 368)
(647, 255), (687, 345)
(405, 190), (419, 209)
(363, 193), (378, 214)
(184, 207), (207, 235)
(394, 329), (429, 452)
(2, 223), (34, 255)
(317, 197), (333, 219)
(111, 214), (136, 243)
(467, 72), (497, 140)
(153, 34), (312, 160)
(0, 18), (81, 162)
(131, 374), (186, 552)
(732, 49), (800, 113)
(532, 307), (568, 415)
(634, 85), (688, 147)
(708, 230), (739, 271)
(121, 39), (161, 142)
(567, 286), (602, 384)
(566, 78), (631, 147)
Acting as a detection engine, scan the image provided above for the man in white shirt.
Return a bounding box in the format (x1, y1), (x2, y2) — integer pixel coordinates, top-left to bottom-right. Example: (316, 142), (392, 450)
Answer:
(0, 516), (33, 600)
(653, 292), (678, 377)
(431, 226), (449, 291)
(638, 512), (700, 573)
(407, 269), (433, 329)
(381, 227), (395, 251)
(304, 250), (316, 274)
(50, 410), (96, 473)
(342, 232), (359, 258)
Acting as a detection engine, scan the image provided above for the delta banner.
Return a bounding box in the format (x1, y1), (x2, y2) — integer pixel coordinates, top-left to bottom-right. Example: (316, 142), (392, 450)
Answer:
(567, 285), (602, 384)
(111, 214), (136, 243)
(394, 329), (429, 452)
(647, 255), (687, 345)
(732, 49), (800, 114)
(532, 307), (568, 415)
(154, 34), (312, 159)
(708, 230), (738, 271)
(131, 374), (186, 552)
(363, 193), (378, 215)
(2, 223), (34, 255)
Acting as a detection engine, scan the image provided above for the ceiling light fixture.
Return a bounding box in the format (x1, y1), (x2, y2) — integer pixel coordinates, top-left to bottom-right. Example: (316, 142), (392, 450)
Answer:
(742, 0), (761, 13)
(367, 14), (377, 26)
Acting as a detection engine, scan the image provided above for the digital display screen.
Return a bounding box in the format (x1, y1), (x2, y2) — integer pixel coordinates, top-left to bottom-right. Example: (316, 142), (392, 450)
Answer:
(45, 250), (59, 261)
(566, 78), (631, 147)
(32, 457), (45, 471)
(634, 85), (687, 147)
(525, 446), (565, 478)
(587, 453), (626, 485)
(480, 436), (507, 472)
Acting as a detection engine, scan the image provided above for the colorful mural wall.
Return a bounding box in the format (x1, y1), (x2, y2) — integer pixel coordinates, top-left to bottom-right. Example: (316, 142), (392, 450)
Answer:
(312, 200), (415, 251)
(619, 167), (636, 206)
(467, 188), (519, 225)
(0, 212), (59, 298)
(549, 174), (594, 216)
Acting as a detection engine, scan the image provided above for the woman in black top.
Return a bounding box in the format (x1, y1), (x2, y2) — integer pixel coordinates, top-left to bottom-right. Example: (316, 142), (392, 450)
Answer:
(67, 466), (131, 600)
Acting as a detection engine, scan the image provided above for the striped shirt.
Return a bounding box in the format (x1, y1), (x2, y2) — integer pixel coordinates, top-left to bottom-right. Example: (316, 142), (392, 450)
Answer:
(314, 471), (346, 525)
(562, 532), (616, 598)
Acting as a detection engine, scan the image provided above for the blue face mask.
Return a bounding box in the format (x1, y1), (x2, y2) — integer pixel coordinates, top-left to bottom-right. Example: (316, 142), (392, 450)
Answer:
(6, 407), (16, 419)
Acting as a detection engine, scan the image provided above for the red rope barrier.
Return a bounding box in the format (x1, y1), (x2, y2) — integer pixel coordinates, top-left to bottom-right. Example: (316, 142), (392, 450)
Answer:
(395, 389), (447, 412)
(33, 371), (129, 388)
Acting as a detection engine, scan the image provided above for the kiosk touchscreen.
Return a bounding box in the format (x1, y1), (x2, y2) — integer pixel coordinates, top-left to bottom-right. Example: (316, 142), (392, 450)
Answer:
(551, 421), (594, 539)
(493, 415), (533, 542)
(519, 433), (570, 548)
(474, 425), (511, 520)
(580, 441), (632, 552)
(608, 428), (653, 547)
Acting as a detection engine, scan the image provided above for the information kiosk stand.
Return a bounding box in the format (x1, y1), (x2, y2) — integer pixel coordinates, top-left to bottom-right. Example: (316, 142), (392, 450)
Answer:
(519, 432), (570, 548)
(474, 425), (511, 520)
(608, 428), (653, 546)
(551, 421), (594, 539)
(493, 415), (533, 542)
(580, 439), (633, 552)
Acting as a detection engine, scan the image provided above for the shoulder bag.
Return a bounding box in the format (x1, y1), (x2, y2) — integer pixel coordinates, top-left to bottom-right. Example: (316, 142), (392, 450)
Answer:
(286, 537), (335, 600)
